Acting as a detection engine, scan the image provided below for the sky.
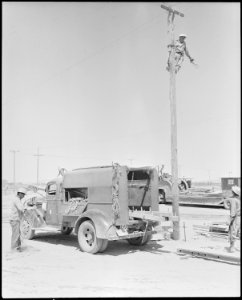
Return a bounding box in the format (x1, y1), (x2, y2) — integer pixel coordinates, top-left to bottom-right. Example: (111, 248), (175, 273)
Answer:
(2, 2), (241, 184)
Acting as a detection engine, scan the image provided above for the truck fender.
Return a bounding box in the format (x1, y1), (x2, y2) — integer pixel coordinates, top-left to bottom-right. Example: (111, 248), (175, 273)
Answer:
(24, 207), (45, 228)
(74, 209), (115, 239)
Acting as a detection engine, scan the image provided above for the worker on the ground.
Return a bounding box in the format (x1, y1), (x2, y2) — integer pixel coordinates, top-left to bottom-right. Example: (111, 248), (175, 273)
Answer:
(166, 34), (194, 73)
(227, 185), (240, 253)
(9, 187), (27, 251)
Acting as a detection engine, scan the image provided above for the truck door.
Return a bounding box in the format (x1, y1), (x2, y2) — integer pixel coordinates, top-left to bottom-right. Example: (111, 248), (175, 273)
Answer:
(45, 182), (60, 225)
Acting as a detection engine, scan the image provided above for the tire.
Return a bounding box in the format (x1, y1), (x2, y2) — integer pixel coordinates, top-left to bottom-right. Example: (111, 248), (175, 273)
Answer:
(99, 239), (109, 253)
(61, 226), (73, 235)
(128, 231), (152, 246)
(77, 220), (102, 254)
(21, 217), (35, 240)
(223, 199), (231, 210)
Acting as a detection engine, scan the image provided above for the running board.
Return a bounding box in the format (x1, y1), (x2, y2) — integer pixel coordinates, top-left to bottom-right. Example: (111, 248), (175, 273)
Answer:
(32, 226), (61, 232)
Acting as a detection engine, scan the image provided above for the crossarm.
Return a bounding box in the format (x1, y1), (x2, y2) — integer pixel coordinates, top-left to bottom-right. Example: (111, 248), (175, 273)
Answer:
(160, 4), (184, 17)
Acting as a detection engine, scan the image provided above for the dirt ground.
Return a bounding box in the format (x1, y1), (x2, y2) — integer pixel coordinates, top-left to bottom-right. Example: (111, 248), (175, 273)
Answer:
(2, 193), (240, 298)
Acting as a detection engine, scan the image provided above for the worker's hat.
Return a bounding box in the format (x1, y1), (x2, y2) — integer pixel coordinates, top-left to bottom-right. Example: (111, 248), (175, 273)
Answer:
(179, 34), (187, 38)
(231, 185), (240, 196)
(17, 187), (27, 195)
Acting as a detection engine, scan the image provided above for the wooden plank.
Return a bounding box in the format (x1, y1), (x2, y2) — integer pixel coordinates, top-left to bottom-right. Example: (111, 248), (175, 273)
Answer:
(209, 224), (229, 233)
(129, 210), (159, 221)
(129, 211), (173, 223)
(155, 221), (172, 230)
(152, 211), (172, 218)
(177, 248), (240, 264)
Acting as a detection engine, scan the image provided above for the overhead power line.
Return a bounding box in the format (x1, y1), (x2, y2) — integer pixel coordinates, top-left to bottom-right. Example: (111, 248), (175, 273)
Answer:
(3, 11), (162, 107)
(9, 150), (19, 187)
(33, 147), (44, 185)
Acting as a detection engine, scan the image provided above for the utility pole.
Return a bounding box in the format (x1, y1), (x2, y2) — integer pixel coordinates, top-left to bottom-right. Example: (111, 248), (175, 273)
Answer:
(10, 150), (19, 190)
(208, 169), (211, 186)
(179, 164), (182, 178)
(33, 147), (44, 185)
(161, 4), (184, 240)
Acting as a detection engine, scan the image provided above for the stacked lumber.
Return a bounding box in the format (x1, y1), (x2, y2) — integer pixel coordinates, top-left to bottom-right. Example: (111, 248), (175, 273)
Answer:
(193, 224), (229, 240)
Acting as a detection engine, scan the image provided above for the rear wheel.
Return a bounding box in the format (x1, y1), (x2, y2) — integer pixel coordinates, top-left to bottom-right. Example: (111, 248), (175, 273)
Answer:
(61, 226), (73, 235)
(128, 230), (152, 246)
(99, 239), (109, 252)
(77, 220), (102, 254)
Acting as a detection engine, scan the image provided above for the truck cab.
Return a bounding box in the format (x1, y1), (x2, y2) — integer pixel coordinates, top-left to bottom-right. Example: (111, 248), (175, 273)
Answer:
(21, 164), (172, 253)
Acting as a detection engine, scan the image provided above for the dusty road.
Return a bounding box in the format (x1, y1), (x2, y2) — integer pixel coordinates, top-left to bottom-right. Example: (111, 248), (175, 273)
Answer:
(2, 194), (240, 298)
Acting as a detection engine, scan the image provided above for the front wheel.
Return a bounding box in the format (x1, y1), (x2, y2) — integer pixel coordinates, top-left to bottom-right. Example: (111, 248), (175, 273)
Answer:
(21, 217), (35, 240)
(99, 239), (109, 253)
(77, 220), (102, 254)
(61, 226), (73, 235)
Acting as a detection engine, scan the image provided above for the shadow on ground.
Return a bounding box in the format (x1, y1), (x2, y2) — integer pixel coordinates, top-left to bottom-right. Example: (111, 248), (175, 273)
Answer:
(30, 231), (78, 247)
(101, 240), (172, 256)
(29, 231), (172, 256)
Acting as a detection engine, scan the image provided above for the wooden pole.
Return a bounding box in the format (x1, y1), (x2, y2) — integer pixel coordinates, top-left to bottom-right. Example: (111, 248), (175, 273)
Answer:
(10, 150), (19, 190)
(161, 4), (184, 240)
(33, 147), (44, 185)
(37, 147), (40, 185)
(170, 50), (180, 239)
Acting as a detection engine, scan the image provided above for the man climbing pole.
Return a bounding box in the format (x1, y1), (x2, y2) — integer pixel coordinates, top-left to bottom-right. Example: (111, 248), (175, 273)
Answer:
(166, 34), (195, 73)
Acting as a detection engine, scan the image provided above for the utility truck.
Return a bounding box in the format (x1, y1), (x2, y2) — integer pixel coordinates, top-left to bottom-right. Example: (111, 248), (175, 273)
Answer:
(21, 164), (172, 254)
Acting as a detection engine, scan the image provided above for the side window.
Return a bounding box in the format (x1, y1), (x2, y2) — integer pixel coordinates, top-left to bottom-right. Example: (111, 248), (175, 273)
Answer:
(65, 190), (70, 202)
(64, 188), (88, 202)
(128, 170), (149, 181)
(47, 183), (57, 195)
